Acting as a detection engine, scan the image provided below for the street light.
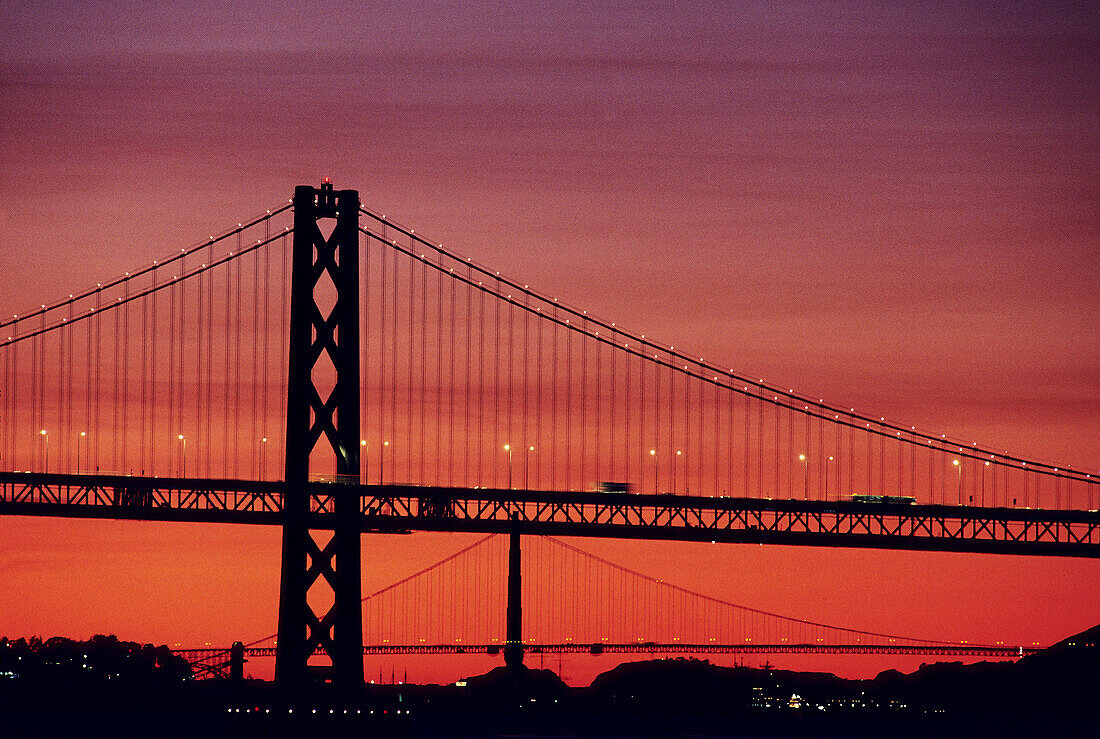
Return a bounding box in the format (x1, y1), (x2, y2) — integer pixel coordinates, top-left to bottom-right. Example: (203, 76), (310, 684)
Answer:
(178, 435), (187, 477)
(260, 437), (269, 481)
(798, 454), (808, 499)
(39, 429), (48, 473)
(649, 449), (657, 493)
(381, 440), (390, 485)
(825, 455), (835, 501)
(673, 450), (682, 494)
(76, 431), (87, 474)
(525, 446), (534, 490)
(952, 459), (961, 505)
(504, 444), (513, 489)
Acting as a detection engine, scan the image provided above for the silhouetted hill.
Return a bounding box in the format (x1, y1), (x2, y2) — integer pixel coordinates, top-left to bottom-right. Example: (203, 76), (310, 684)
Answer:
(579, 626), (1099, 733)
(0, 634), (191, 708)
(868, 622), (1098, 719)
(459, 663), (568, 711)
(588, 657), (850, 714)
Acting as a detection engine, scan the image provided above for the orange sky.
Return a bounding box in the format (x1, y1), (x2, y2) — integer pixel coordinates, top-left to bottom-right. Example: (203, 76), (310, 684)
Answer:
(0, 2), (1097, 684)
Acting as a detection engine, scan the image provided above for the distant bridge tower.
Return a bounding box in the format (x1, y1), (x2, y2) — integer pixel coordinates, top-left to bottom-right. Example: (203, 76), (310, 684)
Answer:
(504, 523), (524, 670)
(276, 182), (363, 690)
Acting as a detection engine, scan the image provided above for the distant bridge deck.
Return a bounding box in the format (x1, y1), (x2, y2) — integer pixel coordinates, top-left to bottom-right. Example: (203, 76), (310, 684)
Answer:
(176, 641), (1040, 663)
(2, 472), (1097, 557)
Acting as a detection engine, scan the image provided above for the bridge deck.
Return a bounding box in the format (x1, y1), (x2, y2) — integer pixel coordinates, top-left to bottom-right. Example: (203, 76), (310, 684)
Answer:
(2, 472), (1097, 556)
(176, 642), (1039, 662)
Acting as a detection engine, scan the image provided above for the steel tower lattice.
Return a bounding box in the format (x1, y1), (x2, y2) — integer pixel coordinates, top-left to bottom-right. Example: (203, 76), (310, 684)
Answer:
(276, 182), (363, 689)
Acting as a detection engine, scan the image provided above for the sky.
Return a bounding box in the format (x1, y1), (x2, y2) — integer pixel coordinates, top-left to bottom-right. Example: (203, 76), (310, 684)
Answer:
(0, 1), (1097, 684)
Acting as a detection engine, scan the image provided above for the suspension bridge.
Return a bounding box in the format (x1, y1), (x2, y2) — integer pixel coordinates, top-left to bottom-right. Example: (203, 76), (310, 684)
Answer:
(1, 182), (1095, 688)
(175, 531), (1041, 681)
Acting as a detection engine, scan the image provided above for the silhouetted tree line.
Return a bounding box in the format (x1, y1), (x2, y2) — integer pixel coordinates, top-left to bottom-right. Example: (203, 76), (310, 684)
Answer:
(0, 634), (191, 708)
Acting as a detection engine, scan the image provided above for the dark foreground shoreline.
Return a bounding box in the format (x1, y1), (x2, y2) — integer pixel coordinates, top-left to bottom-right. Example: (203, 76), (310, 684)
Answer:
(2, 626), (1097, 738)
(2, 707), (1096, 739)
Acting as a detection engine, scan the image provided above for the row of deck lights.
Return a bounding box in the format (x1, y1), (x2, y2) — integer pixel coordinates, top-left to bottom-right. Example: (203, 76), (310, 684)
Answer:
(20, 429), (1053, 504)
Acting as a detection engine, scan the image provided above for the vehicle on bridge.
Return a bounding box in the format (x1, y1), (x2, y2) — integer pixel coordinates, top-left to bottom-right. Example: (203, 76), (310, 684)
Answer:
(418, 493), (457, 518)
(595, 481), (633, 493)
(849, 494), (916, 505)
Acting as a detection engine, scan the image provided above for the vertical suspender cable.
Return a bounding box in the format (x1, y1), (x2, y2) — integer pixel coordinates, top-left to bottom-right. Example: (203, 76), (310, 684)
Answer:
(595, 330), (601, 485)
(262, 234), (271, 480)
(8, 322), (16, 469)
(522, 295), (528, 486)
(139, 272), (147, 473)
(669, 357), (674, 492)
(698, 375), (704, 493)
(406, 255), (415, 483)
(477, 278), (484, 486)
(494, 278), (501, 486)
(206, 240), (214, 475)
(581, 323), (587, 488)
(420, 252), (428, 484)
(507, 289), (513, 480)
(535, 301), (542, 488)
(224, 248), (231, 478)
(637, 350), (643, 493)
(31, 322), (37, 469)
(376, 240), (385, 484)
(464, 266), (471, 487)
(112, 293), (120, 471)
(150, 267), (158, 474)
(167, 276), (176, 474)
(436, 252), (443, 486)
(715, 383), (720, 495)
(566, 327), (572, 490)
(609, 333), (615, 483)
(195, 268), (203, 476)
(552, 307), (558, 490)
(448, 260), (456, 486)
(281, 234), (288, 469)
(123, 279), (130, 473)
(624, 337), (630, 487)
(390, 242), (399, 482)
(66, 304), (73, 472)
(178, 253), (186, 474)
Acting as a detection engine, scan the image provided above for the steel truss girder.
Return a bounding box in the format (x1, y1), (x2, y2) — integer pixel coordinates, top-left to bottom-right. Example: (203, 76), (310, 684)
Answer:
(2, 474), (1097, 557)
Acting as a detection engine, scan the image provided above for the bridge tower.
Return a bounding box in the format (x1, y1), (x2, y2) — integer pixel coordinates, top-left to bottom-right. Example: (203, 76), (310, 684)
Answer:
(276, 182), (363, 690)
(504, 523), (524, 670)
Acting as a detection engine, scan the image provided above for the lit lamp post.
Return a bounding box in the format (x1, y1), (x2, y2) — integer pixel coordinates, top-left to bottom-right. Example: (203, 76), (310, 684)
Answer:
(982, 460), (990, 506)
(178, 434), (187, 477)
(76, 431), (87, 474)
(39, 429), (48, 473)
(381, 440), (389, 484)
(360, 439), (367, 484)
(825, 455), (835, 501)
(260, 437), (269, 481)
(798, 454), (808, 499)
(673, 450), (682, 494)
(504, 444), (513, 489)
(649, 449), (657, 494)
(952, 459), (961, 505)
(524, 446), (534, 490)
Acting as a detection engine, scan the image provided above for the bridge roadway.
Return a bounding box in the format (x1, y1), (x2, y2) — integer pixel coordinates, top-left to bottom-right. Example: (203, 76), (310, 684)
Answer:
(2, 472), (1097, 556)
(176, 642), (1039, 663)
